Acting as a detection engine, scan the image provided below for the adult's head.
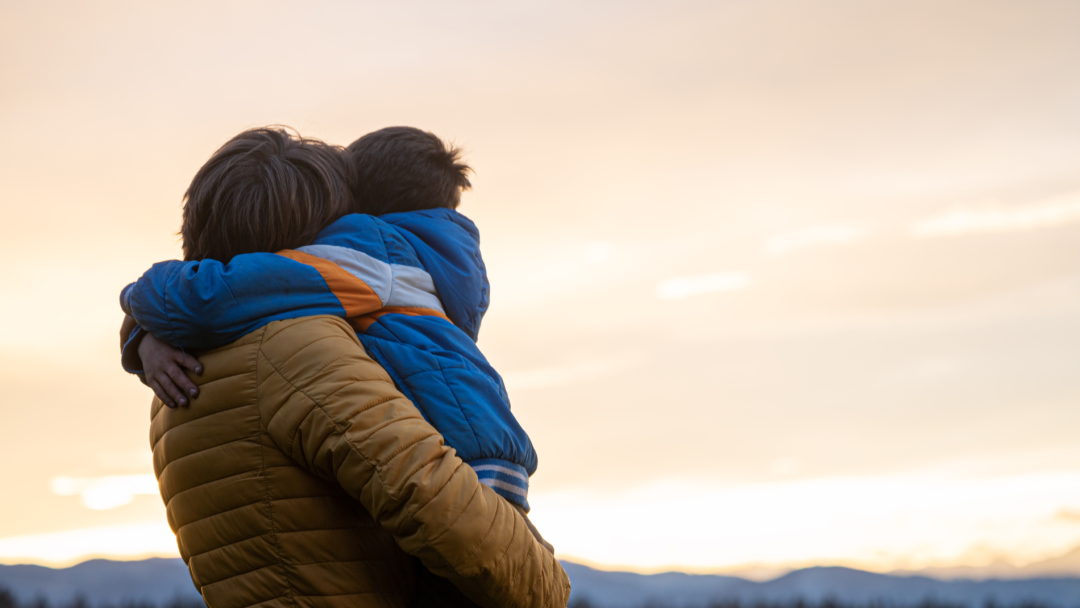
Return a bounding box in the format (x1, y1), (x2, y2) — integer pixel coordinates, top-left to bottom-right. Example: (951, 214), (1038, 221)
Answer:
(181, 126), (352, 262)
(345, 126), (472, 216)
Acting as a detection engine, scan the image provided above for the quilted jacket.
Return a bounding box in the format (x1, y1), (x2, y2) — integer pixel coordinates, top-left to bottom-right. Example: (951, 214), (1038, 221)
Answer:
(150, 315), (569, 608)
(126, 210), (536, 509)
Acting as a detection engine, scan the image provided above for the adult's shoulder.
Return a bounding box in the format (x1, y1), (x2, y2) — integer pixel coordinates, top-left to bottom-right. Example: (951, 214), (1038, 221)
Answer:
(261, 314), (360, 350)
(256, 315), (393, 397)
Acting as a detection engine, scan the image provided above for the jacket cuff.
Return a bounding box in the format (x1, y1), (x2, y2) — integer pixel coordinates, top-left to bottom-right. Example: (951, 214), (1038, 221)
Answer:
(121, 324), (149, 385)
(469, 459), (530, 512)
(119, 282), (137, 315)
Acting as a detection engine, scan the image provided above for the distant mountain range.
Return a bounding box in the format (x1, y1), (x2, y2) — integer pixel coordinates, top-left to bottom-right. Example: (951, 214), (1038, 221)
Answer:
(1, 558), (1078, 608)
(0, 559), (199, 606)
(563, 562), (1080, 608)
(892, 546), (1080, 581)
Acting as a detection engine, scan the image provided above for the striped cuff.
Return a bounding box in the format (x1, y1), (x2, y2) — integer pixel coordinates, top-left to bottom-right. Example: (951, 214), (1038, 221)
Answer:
(469, 458), (530, 512)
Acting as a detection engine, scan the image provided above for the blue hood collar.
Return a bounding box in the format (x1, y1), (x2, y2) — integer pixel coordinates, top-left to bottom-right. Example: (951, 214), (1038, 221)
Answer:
(379, 209), (490, 341)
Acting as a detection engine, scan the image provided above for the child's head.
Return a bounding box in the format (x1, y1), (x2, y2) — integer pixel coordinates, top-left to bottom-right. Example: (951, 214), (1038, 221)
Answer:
(181, 126), (352, 262)
(346, 126), (472, 216)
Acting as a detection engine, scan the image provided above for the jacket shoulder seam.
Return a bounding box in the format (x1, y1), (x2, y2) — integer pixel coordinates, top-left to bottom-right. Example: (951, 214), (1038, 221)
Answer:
(256, 341), (416, 505)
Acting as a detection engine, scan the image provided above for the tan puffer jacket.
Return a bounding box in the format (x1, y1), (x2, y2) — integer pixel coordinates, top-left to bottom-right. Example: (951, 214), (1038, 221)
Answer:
(150, 315), (569, 608)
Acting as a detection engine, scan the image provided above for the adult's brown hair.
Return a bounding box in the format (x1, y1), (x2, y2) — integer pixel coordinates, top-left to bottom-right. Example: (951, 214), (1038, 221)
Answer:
(181, 126), (352, 261)
(345, 126), (472, 216)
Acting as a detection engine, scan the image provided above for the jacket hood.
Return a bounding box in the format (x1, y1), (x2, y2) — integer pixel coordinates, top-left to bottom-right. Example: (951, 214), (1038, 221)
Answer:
(378, 208), (489, 341)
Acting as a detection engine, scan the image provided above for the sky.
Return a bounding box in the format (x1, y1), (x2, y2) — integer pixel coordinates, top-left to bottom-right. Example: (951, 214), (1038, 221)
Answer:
(2, 0), (1080, 576)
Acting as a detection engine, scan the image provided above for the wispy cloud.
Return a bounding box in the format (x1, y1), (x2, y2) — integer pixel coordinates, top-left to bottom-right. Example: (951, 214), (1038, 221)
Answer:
(1055, 509), (1080, 523)
(0, 522), (177, 566)
(912, 193), (1080, 237)
(502, 352), (644, 391)
(656, 271), (750, 300)
(766, 224), (866, 254)
(51, 475), (159, 511)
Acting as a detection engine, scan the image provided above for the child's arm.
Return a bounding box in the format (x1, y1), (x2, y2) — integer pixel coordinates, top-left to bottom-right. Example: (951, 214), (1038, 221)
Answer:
(122, 251), (372, 350)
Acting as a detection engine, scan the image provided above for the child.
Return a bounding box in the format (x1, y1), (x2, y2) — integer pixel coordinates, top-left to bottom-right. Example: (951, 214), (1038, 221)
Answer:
(121, 127), (552, 556)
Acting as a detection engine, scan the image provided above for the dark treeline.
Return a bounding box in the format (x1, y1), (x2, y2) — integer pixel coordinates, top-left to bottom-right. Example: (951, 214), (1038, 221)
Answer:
(569, 598), (1067, 608)
(0, 590), (205, 608)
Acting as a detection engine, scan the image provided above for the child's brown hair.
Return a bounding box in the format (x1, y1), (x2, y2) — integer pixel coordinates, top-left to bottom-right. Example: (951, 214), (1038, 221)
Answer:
(346, 127), (472, 216)
(181, 126), (352, 261)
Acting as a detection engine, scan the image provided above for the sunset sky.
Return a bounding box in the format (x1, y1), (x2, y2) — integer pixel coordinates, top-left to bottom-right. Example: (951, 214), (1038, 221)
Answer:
(2, 0), (1080, 576)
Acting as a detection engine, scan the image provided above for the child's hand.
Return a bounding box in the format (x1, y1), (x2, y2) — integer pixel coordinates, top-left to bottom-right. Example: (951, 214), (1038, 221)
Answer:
(138, 333), (203, 408)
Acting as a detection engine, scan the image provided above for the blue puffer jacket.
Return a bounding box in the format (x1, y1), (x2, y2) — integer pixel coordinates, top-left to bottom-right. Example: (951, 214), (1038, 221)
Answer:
(120, 209), (537, 509)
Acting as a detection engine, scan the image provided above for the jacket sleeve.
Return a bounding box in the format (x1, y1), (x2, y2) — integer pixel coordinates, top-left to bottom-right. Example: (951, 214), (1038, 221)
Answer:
(119, 322), (149, 380)
(124, 253), (354, 349)
(256, 316), (570, 608)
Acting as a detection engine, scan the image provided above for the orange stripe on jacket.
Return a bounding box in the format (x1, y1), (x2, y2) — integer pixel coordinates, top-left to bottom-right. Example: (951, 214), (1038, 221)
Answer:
(350, 306), (452, 333)
(278, 250), (383, 317)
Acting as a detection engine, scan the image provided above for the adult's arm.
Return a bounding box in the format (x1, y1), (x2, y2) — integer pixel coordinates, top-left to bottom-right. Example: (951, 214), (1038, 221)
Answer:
(255, 316), (570, 608)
